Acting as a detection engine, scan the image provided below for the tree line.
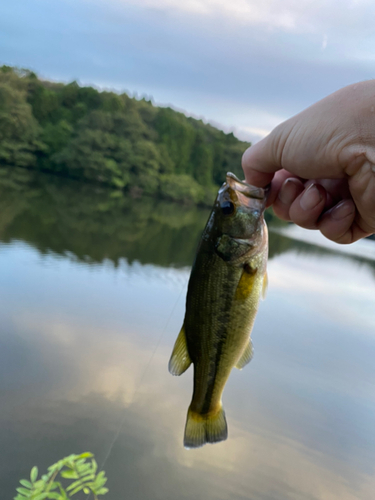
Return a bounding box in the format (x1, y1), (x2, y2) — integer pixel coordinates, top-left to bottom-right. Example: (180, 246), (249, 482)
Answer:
(0, 66), (250, 206)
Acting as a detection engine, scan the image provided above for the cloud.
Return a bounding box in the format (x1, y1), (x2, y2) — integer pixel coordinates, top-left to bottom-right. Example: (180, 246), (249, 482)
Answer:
(4, 301), (375, 500)
(268, 247), (375, 334)
(2, 239), (375, 498)
(116, 0), (375, 36)
(1, 0), (375, 142)
(128, 0), (299, 30)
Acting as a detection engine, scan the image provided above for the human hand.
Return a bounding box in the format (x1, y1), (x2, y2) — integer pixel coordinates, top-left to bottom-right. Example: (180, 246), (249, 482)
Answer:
(242, 81), (375, 243)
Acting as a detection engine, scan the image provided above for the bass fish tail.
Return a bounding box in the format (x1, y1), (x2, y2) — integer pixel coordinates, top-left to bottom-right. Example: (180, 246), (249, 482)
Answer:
(183, 407), (228, 449)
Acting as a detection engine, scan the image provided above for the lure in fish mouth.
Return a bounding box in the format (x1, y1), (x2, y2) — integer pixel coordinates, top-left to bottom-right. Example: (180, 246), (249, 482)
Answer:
(168, 172), (268, 449)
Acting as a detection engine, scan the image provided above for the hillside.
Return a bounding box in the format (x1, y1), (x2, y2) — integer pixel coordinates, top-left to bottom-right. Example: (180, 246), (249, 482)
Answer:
(0, 66), (250, 206)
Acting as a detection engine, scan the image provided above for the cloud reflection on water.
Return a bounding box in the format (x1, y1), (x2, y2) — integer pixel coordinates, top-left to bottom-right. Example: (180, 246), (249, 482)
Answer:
(1, 239), (375, 499)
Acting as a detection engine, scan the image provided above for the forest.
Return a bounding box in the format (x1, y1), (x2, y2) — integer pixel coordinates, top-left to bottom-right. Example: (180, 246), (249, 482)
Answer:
(0, 66), (250, 206)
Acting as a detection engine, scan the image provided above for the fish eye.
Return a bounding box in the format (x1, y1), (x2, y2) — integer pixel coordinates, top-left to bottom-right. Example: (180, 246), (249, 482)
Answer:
(220, 201), (235, 216)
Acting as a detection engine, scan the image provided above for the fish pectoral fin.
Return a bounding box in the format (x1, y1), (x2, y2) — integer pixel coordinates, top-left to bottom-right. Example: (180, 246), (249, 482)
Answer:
(235, 339), (254, 370)
(168, 324), (192, 376)
(235, 265), (257, 300)
(261, 272), (268, 300)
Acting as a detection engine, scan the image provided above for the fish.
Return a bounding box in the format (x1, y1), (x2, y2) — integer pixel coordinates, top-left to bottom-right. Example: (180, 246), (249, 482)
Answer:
(168, 172), (268, 449)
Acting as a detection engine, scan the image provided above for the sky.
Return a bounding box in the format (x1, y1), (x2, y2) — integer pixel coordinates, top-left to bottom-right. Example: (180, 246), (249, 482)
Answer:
(1, 0), (375, 142)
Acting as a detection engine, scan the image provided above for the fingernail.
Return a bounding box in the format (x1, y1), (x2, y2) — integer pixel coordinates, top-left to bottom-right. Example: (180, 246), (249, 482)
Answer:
(300, 184), (322, 211)
(331, 200), (355, 221)
(278, 179), (301, 205)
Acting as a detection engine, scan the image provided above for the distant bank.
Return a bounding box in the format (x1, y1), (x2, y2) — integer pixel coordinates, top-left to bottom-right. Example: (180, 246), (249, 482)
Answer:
(0, 65), (249, 207)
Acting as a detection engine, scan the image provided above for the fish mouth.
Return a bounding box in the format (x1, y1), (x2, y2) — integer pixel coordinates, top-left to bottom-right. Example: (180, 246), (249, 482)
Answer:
(224, 172), (267, 200)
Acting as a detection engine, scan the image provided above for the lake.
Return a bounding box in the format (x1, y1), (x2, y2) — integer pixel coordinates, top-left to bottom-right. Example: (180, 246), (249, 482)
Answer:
(1, 167), (375, 500)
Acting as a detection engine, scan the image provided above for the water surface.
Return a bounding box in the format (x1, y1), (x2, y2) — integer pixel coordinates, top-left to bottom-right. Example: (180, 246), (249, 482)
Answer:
(1, 168), (375, 500)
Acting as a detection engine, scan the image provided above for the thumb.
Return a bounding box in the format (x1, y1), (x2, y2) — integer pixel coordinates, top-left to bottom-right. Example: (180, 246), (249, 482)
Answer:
(348, 157), (375, 237)
(241, 124), (290, 187)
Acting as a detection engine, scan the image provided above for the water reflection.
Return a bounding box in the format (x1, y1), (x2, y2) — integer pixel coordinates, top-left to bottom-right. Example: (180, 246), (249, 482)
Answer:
(0, 167), (208, 268)
(1, 167), (375, 499)
(1, 167), (374, 274)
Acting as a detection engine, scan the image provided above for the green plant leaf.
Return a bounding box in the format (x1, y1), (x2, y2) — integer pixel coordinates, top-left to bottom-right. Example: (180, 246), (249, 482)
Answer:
(47, 465), (59, 473)
(66, 485), (85, 496)
(60, 470), (78, 479)
(34, 480), (46, 489)
(95, 479), (108, 489)
(57, 482), (69, 500)
(92, 474), (107, 489)
(77, 472), (95, 482)
(45, 493), (61, 499)
(59, 455), (75, 466)
(76, 465), (91, 474)
(48, 482), (60, 491)
(16, 487), (31, 496)
(77, 452), (93, 459)
(19, 480), (32, 489)
(15, 452), (109, 500)
(66, 479), (84, 492)
(66, 479), (85, 491)
(33, 494), (48, 500)
(30, 467), (38, 483)
(74, 463), (89, 472)
(67, 469), (98, 491)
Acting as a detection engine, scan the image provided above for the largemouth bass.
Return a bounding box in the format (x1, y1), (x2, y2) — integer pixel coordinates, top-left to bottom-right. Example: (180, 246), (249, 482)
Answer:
(168, 172), (268, 448)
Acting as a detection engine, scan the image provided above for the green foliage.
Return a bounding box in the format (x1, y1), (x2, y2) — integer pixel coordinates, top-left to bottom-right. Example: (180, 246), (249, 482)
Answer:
(14, 452), (108, 500)
(159, 173), (205, 204)
(53, 116), (134, 187)
(0, 65), (251, 206)
(154, 107), (197, 175)
(40, 120), (73, 157)
(27, 83), (61, 125)
(189, 130), (214, 186)
(0, 72), (42, 166)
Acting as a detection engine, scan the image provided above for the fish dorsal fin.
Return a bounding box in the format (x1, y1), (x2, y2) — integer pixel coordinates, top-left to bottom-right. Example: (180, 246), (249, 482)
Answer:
(261, 272), (268, 300)
(168, 324), (192, 376)
(235, 339), (254, 370)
